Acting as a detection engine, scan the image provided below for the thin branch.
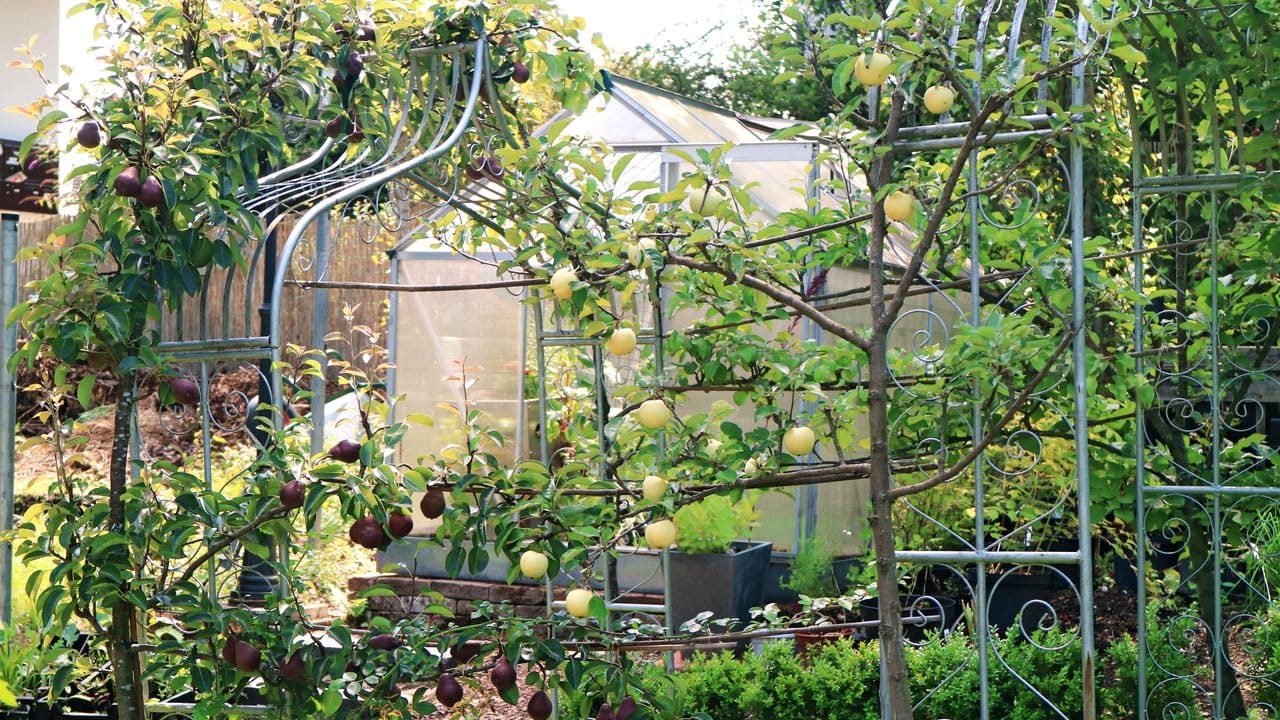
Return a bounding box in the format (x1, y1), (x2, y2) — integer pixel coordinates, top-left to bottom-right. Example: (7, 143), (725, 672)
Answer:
(665, 254), (870, 352)
(163, 504), (292, 595)
(877, 54), (1091, 336)
(741, 213), (872, 249)
(297, 277), (539, 292)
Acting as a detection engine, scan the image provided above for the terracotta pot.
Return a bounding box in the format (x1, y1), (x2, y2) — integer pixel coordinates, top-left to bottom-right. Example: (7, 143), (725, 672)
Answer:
(793, 627), (856, 662)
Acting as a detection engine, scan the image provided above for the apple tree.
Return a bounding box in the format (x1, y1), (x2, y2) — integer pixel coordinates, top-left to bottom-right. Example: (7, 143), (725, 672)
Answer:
(426, 0), (1156, 717)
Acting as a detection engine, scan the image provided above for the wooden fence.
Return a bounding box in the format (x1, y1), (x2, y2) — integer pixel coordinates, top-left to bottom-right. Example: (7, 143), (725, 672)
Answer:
(13, 212), (397, 354)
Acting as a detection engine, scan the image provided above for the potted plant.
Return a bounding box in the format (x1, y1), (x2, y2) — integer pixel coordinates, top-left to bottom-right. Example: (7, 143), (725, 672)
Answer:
(667, 493), (773, 635)
(781, 536), (842, 599)
(772, 537), (860, 658)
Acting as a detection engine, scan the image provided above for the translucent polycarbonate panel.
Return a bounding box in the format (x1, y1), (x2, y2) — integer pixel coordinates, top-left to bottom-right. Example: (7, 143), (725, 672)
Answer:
(565, 93), (670, 145)
(536, 277), (657, 335)
(662, 143), (818, 224)
(683, 103), (768, 143)
(607, 150), (663, 194)
(394, 256), (524, 533)
(725, 159), (812, 217)
(618, 82), (759, 144)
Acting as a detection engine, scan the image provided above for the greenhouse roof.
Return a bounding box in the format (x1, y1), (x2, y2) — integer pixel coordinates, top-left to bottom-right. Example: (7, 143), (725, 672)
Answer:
(396, 75), (924, 268)
(396, 76), (820, 258)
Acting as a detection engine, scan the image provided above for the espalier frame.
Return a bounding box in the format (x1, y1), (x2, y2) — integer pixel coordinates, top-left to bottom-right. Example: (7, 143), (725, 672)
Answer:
(139, 30), (496, 719)
(1125, 3), (1280, 718)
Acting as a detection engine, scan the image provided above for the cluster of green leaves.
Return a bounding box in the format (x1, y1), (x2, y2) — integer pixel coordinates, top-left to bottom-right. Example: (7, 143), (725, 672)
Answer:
(781, 536), (841, 598)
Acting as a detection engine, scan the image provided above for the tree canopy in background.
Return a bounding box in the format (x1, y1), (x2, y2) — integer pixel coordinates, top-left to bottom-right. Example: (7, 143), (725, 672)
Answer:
(610, 0), (837, 120)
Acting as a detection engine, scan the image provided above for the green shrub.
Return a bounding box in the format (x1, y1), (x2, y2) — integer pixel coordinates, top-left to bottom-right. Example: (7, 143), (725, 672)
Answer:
(668, 629), (1111, 720)
(1095, 607), (1201, 719)
(802, 639), (881, 719)
(909, 632), (980, 719)
(672, 494), (760, 554)
(675, 648), (761, 720)
(989, 626), (1083, 720)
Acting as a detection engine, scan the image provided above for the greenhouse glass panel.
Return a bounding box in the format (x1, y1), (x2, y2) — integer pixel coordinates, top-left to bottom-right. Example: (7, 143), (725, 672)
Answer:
(392, 251), (525, 534)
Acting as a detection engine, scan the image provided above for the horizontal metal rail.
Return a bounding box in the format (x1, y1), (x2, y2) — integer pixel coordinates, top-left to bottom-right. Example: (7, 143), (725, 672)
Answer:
(895, 550), (1081, 565)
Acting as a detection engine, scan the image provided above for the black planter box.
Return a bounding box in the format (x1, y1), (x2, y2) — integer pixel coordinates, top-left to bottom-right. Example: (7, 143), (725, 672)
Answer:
(860, 593), (959, 642)
(1, 698), (115, 720)
(668, 540), (773, 633)
(982, 566), (1075, 636)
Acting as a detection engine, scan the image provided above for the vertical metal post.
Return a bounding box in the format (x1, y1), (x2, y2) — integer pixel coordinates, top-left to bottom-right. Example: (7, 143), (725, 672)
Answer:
(1070, 7), (1096, 717)
(309, 214), (331, 546)
(965, 118), (992, 720)
(1125, 78), (1150, 720)
(239, 215), (279, 601)
(533, 300), (550, 464)
(311, 213), (330, 451)
(516, 302), (527, 461)
(656, 157), (675, 673)
(0, 212), (19, 626)
(386, 253), (399, 412)
(800, 143), (822, 547)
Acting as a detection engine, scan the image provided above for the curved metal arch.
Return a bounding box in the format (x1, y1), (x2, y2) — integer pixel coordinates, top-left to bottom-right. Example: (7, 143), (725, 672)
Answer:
(264, 36), (492, 427)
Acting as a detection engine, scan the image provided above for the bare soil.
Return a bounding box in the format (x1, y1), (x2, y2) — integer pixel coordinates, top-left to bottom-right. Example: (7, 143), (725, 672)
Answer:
(14, 362), (263, 491)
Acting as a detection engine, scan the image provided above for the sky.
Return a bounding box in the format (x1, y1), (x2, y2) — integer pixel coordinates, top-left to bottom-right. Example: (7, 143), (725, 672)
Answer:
(552, 0), (757, 58)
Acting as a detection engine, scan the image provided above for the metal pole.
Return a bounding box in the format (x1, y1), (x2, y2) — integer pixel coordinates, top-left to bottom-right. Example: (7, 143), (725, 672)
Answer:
(309, 213), (331, 547)
(238, 213), (279, 602)
(1125, 75), (1150, 720)
(0, 212), (19, 626)
(1071, 8), (1096, 719)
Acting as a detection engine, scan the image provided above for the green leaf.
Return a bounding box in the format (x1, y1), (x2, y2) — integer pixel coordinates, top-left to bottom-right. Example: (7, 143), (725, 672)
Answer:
(77, 373), (96, 410)
(320, 688), (342, 715)
(766, 123), (812, 141)
(1110, 44), (1147, 66)
(498, 684), (520, 706)
(588, 595), (609, 625)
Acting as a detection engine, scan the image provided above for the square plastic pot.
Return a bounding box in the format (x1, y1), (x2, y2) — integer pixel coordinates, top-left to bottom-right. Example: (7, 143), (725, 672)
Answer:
(667, 540), (773, 633)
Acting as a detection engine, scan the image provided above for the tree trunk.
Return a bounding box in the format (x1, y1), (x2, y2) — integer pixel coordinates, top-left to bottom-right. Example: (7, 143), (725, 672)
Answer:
(108, 368), (147, 720)
(867, 334), (913, 720)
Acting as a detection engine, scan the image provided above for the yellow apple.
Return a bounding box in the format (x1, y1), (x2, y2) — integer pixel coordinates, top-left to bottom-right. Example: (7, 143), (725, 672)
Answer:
(627, 237), (657, 267)
(884, 191), (914, 222)
(565, 588), (594, 618)
(783, 426), (817, 456)
(519, 550), (549, 579)
(687, 186), (729, 218)
(642, 474), (669, 502)
(705, 438), (723, 455)
(605, 327), (637, 356)
(645, 519), (677, 549)
(923, 85), (956, 114)
(853, 52), (892, 87)
(743, 457), (759, 475)
(549, 267), (576, 300)
(637, 399), (673, 429)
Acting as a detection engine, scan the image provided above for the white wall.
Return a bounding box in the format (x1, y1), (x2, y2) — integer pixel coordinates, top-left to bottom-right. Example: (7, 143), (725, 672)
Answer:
(0, 2), (60, 142)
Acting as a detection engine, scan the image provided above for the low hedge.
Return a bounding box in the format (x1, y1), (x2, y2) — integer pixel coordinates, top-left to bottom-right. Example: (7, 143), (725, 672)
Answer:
(652, 619), (1204, 720)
